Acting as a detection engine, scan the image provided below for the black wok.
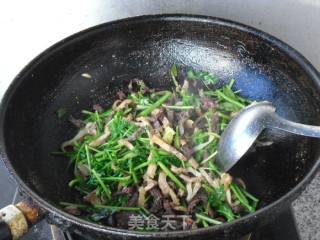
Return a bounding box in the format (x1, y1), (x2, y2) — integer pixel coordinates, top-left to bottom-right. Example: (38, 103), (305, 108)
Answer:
(0, 14), (320, 240)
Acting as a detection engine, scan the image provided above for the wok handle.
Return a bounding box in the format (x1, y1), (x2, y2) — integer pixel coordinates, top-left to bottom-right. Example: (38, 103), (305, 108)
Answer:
(0, 201), (43, 240)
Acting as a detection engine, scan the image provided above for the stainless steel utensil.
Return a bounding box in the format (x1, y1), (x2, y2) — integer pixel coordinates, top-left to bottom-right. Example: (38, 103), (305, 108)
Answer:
(217, 102), (320, 172)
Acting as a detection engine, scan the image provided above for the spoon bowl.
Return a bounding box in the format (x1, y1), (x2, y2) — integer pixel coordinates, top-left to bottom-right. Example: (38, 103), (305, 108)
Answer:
(216, 101), (320, 172)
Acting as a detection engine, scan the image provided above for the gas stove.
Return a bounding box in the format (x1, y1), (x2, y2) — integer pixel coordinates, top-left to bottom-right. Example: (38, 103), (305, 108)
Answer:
(0, 162), (300, 240)
(50, 207), (301, 240)
(24, 206), (302, 240)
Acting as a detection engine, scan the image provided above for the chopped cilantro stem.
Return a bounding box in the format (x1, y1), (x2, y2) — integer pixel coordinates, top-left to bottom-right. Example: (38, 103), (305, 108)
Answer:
(157, 161), (186, 191)
(218, 112), (232, 120)
(85, 145), (91, 169)
(170, 64), (179, 89)
(230, 183), (254, 212)
(242, 188), (259, 202)
(202, 220), (209, 227)
(101, 176), (131, 182)
(94, 205), (141, 211)
(134, 161), (150, 171)
(163, 105), (195, 110)
(201, 150), (218, 164)
(138, 92), (172, 116)
(196, 213), (222, 225)
(215, 90), (245, 109)
(91, 169), (111, 199)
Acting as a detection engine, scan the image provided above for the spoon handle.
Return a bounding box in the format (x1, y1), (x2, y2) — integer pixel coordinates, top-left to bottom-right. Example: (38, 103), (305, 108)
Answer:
(269, 114), (320, 138)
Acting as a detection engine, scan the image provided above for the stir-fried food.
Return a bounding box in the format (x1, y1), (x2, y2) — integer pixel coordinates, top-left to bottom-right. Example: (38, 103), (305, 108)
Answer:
(59, 66), (259, 230)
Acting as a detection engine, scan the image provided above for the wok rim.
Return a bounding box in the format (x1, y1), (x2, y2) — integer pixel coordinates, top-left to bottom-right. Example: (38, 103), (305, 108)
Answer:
(0, 14), (320, 238)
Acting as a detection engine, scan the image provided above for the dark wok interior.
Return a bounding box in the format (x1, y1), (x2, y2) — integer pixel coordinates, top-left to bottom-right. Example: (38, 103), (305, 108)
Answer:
(2, 16), (320, 217)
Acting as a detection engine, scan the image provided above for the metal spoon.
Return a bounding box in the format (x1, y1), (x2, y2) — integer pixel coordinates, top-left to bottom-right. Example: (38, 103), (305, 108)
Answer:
(216, 101), (320, 172)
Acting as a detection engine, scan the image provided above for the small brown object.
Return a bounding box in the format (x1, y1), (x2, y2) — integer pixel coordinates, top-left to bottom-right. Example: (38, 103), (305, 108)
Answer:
(185, 119), (194, 129)
(171, 165), (188, 174)
(149, 188), (164, 214)
(151, 108), (165, 121)
(234, 178), (247, 189)
(117, 90), (126, 100)
(92, 104), (103, 113)
(89, 125), (111, 147)
(68, 115), (86, 128)
(115, 99), (134, 110)
(163, 199), (174, 215)
(77, 164), (90, 179)
(15, 201), (40, 225)
(201, 97), (218, 110)
(64, 206), (81, 216)
(83, 191), (104, 205)
(152, 135), (187, 161)
(232, 204), (245, 214)
(187, 192), (208, 214)
(127, 191), (139, 207)
(188, 158), (199, 169)
(180, 138), (187, 146)
(221, 173), (233, 189)
(208, 206), (215, 218)
(182, 145), (193, 159)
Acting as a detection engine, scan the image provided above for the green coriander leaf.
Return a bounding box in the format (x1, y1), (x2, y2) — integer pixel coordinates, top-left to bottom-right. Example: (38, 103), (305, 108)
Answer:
(56, 108), (66, 118)
(187, 69), (217, 86)
(217, 203), (235, 221)
(209, 185), (226, 207)
(171, 64), (178, 78)
(170, 64), (179, 89)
